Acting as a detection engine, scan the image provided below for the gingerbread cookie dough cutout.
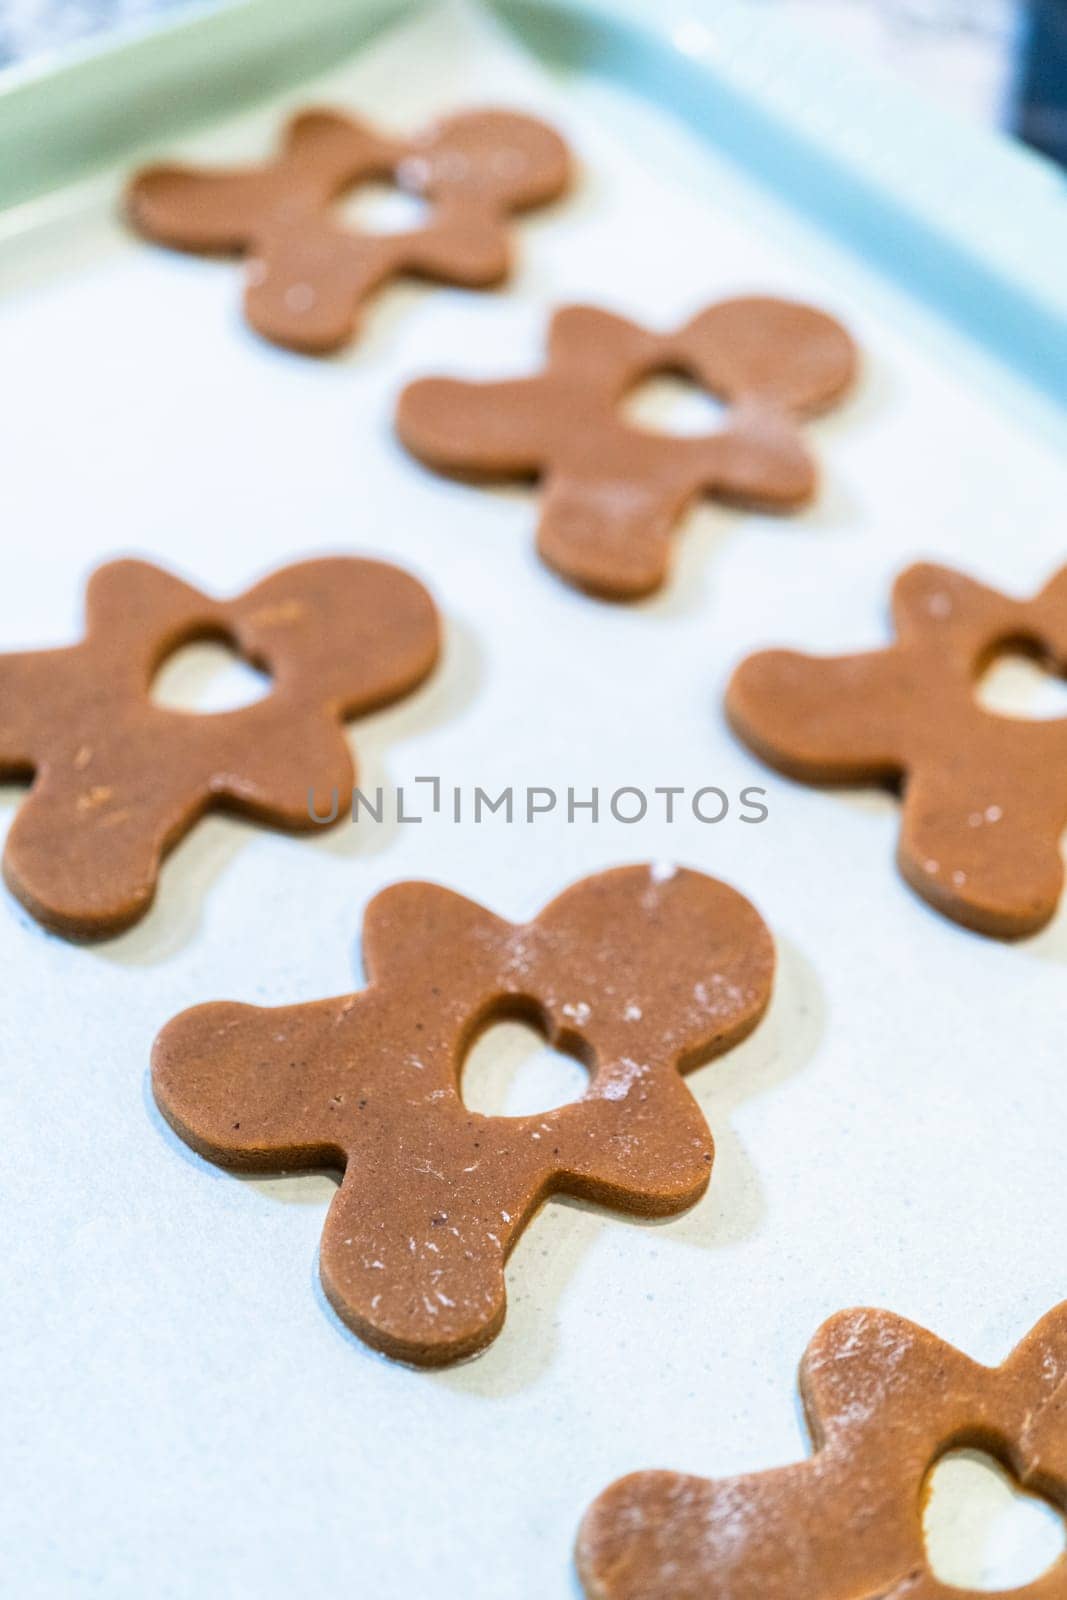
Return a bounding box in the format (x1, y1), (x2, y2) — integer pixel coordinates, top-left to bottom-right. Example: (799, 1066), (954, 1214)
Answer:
(727, 561), (1067, 938)
(578, 1301), (1067, 1600)
(152, 864), (774, 1366)
(0, 557), (439, 939)
(126, 107), (571, 353)
(396, 298), (856, 599)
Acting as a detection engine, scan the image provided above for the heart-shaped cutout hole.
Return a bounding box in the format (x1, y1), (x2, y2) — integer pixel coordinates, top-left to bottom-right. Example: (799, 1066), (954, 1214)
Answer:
(923, 1448), (1066, 1590)
(975, 646), (1067, 721)
(461, 1018), (589, 1118)
(334, 181), (431, 235)
(151, 637), (271, 715)
(620, 371), (727, 438)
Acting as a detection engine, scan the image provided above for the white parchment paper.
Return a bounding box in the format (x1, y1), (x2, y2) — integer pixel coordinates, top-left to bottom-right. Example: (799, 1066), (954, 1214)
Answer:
(3, 5), (1067, 1595)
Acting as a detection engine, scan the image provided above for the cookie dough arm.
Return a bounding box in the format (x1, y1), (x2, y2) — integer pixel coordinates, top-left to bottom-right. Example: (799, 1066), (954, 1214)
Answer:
(546, 306), (656, 383)
(206, 705), (356, 830)
(281, 108), (386, 172)
(83, 559), (215, 669)
(726, 648), (913, 783)
(891, 563), (1023, 652)
(126, 165), (275, 251)
(709, 411), (816, 510)
(551, 1068), (714, 1215)
(395, 375), (551, 478)
(407, 211), (512, 286)
(152, 998), (351, 1170)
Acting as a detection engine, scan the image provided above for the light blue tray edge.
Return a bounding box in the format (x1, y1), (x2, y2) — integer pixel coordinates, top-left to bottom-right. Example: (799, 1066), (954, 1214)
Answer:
(1, 0), (1064, 405)
(500, 0), (1067, 407)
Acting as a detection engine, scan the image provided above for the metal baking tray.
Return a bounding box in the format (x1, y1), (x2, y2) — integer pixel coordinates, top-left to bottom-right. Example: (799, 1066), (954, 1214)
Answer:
(3, 2), (1066, 1594)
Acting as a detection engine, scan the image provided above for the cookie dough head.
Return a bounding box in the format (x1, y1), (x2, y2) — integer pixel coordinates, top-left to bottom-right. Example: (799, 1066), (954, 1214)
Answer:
(409, 109), (571, 212)
(152, 865), (774, 1365)
(680, 297), (857, 416)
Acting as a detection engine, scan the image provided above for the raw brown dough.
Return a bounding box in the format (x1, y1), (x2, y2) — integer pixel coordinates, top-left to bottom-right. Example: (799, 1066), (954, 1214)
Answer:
(577, 1301), (1067, 1599)
(0, 557), (439, 939)
(152, 864), (774, 1365)
(126, 107), (570, 353)
(727, 561), (1067, 938)
(396, 299), (856, 599)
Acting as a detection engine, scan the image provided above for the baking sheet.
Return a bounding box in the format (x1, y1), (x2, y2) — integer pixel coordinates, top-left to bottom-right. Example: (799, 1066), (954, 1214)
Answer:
(3, 2), (1067, 1594)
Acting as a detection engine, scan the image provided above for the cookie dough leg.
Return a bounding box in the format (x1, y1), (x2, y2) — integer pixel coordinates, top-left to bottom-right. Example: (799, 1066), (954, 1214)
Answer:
(537, 471), (681, 600)
(3, 770), (199, 939)
(318, 1167), (512, 1365)
(242, 226), (394, 354)
(900, 764), (1066, 938)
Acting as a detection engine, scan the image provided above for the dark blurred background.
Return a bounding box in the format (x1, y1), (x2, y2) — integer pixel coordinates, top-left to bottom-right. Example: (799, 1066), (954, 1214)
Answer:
(1, 0), (1064, 167)
(1020, 0), (1067, 160)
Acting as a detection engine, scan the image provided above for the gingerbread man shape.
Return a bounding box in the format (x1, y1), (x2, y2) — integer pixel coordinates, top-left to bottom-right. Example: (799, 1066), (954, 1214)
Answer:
(126, 107), (570, 353)
(152, 864), (774, 1366)
(396, 298), (856, 599)
(727, 561), (1067, 938)
(0, 557), (439, 939)
(578, 1301), (1067, 1599)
